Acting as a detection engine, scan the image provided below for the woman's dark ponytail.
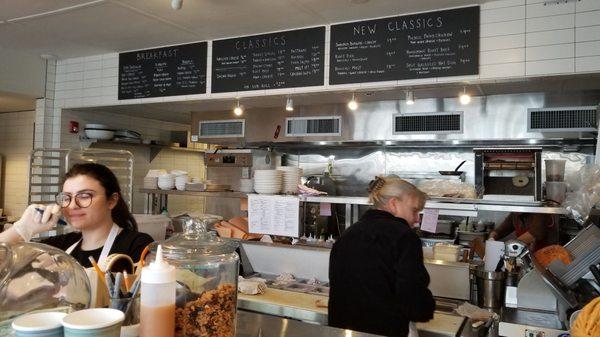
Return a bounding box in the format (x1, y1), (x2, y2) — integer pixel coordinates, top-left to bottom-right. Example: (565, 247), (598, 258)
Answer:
(64, 163), (138, 231)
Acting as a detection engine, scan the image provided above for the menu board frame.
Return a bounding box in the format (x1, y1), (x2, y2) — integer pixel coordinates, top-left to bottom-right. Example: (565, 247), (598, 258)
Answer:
(118, 41), (207, 100)
(211, 26), (326, 93)
(329, 6), (480, 85)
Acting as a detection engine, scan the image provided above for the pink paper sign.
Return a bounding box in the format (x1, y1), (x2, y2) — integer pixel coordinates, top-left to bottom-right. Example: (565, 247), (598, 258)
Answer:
(319, 203), (332, 216)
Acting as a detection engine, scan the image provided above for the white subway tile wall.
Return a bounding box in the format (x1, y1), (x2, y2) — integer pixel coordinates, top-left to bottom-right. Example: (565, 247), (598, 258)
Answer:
(59, 109), (206, 215)
(0, 111), (35, 217)
(48, 0), (600, 110)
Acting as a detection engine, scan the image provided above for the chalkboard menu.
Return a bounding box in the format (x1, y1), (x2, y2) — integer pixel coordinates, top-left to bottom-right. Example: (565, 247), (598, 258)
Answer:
(211, 27), (325, 93)
(119, 42), (207, 99)
(330, 6), (479, 85)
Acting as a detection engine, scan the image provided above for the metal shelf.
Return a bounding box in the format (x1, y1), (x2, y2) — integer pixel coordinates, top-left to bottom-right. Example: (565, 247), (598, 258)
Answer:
(140, 188), (247, 198)
(90, 140), (204, 161)
(299, 195), (568, 215)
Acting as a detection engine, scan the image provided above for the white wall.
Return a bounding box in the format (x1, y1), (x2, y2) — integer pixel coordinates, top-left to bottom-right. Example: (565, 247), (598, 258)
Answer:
(60, 109), (206, 215)
(0, 111), (35, 218)
(50, 0), (600, 110)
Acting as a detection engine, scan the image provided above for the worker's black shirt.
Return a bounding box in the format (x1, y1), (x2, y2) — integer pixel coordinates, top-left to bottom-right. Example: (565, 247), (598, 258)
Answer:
(328, 209), (435, 337)
(40, 229), (153, 268)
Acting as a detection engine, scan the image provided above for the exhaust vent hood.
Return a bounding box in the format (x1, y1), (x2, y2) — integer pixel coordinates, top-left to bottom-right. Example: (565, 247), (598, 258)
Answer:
(199, 119), (245, 138)
(528, 106), (598, 132)
(285, 116), (342, 137)
(393, 112), (463, 134)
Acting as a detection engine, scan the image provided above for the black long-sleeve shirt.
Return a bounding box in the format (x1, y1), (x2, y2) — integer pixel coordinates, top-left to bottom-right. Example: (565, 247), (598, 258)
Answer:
(328, 209), (435, 337)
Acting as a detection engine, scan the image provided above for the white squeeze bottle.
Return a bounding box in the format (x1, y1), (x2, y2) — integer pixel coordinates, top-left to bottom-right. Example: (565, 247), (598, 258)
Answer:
(140, 245), (176, 337)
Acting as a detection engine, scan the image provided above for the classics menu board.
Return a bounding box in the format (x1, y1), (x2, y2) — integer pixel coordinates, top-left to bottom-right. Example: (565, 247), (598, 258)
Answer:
(118, 42), (207, 100)
(211, 27), (325, 93)
(329, 6), (479, 84)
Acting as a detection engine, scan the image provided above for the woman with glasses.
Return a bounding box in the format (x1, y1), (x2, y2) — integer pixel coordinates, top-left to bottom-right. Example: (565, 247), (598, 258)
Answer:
(0, 163), (153, 268)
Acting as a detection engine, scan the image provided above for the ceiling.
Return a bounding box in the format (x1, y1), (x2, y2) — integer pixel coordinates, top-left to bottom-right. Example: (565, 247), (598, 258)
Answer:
(0, 0), (483, 59)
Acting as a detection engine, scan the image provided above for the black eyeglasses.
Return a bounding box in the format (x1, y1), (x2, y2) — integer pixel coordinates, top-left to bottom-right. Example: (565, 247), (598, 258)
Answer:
(55, 192), (95, 208)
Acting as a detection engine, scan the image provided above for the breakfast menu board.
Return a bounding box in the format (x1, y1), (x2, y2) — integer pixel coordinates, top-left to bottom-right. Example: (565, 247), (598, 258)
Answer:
(211, 27), (325, 93)
(248, 194), (300, 237)
(329, 6), (479, 84)
(118, 42), (207, 99)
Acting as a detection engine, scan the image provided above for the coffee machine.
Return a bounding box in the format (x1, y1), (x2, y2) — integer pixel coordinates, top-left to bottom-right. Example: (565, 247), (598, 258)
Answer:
(474, 148), (542, 201)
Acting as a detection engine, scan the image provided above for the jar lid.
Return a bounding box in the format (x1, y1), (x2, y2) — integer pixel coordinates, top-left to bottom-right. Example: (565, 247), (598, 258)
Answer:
(152, 218), (238, 261)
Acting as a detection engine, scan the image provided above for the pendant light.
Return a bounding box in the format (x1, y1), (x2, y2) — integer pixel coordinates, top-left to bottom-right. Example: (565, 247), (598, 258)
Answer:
(285, 97), (294, 112)
(347, 93), (358, 111)
(459, 87), (471, 105)
(233, 99), (243, 116)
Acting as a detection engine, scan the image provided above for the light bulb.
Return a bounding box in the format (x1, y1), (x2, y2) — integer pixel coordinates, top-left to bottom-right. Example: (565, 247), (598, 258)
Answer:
(459, 87), (471, 105)
(285, 97), (294, 111)
(406, 91), (415, 105)
(347, 93), (358, 110)
(171, 0), (183, 10)
(233, 100), (243, 116)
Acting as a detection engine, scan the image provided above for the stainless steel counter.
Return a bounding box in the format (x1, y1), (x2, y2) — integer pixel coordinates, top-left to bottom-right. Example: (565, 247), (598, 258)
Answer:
(236, 310), (496, 337)
(236, 310), (380, 337)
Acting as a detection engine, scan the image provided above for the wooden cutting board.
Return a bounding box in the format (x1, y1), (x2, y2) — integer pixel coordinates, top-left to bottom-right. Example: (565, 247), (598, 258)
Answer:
(238, 288), (327, 314)
(416, 312), (464, 337)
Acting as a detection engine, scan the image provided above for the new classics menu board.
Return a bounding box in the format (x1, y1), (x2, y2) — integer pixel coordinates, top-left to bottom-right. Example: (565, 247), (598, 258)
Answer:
(329, 6), (479, 84)
(118, 42), (207, 99)
(211, 27), (325, 93)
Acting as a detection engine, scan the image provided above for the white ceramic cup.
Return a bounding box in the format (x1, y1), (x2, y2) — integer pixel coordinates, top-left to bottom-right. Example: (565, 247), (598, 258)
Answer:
(62, 308), (124, 337)
(12, 312), (67, 337)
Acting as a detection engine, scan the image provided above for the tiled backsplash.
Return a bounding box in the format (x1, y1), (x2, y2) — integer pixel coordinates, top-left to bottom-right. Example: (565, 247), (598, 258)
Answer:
(0, 111), (35, 217)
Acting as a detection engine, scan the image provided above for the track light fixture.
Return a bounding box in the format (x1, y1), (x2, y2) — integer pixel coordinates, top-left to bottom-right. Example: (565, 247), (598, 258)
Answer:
(285, 97), (294, 112)
(347, 93), (358, 111)
(459, 87), (471, 105)
(233, 100), (243, 116)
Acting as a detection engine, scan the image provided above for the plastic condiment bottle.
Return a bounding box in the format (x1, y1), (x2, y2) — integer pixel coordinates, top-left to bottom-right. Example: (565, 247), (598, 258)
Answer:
(140, 245), (176, 337)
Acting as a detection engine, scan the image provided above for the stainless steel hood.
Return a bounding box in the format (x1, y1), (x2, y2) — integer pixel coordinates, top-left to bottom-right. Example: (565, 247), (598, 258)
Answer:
(191, 91), (600, 146)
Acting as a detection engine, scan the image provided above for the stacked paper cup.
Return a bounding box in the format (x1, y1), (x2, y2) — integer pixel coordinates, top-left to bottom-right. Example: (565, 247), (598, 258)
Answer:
(253, 170), (283, 194)
(277, 166), (303, 194)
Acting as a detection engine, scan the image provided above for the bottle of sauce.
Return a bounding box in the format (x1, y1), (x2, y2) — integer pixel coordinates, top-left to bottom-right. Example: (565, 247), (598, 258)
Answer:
(140, 244), (176, 337)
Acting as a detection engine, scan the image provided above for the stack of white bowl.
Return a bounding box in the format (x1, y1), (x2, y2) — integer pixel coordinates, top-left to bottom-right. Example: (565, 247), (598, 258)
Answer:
(239, 178), (254, 193)
(253, 170), (283, 194)
(175, 174), (189, 191)
(277, 166), (303, 194)
(158, 173), (175, 190)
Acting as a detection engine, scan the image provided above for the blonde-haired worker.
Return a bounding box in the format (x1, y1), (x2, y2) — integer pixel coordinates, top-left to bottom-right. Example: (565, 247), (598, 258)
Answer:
(328, 175), (435, 337)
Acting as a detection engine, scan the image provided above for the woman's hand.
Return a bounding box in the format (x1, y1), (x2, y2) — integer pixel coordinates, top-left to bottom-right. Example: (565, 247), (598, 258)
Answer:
(13, 204), (62, 241)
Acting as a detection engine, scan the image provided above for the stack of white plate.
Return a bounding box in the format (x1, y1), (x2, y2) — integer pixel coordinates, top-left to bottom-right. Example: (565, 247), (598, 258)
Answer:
(143, 176), (158, 189)
(253, 170), (283, 194)
(158, 173), (175, 190)
(175, 174), (189, 191)
(239, 178), (254, 193)
(277, 166), (303, 194)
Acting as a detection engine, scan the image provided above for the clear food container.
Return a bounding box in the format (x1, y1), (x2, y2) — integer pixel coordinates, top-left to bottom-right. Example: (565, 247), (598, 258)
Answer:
(0, 242), (91, 324)
(147, 218), (239, 337)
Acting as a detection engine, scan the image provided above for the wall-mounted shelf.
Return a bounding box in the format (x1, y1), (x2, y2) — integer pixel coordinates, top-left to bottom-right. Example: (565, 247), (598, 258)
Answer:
(89, 140), (204, 161)
(140, 188), (246, 198)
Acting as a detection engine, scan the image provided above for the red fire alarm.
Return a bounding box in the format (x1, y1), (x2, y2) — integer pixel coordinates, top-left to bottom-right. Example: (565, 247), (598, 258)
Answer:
(69, 121), (79, 133)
